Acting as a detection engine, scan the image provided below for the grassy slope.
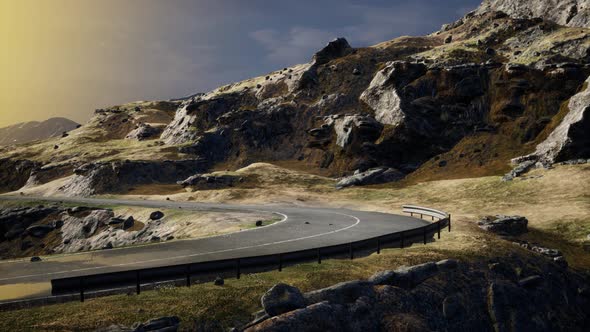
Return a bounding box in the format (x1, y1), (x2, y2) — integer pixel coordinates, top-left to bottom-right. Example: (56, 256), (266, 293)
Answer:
(1, 163), (588, 331)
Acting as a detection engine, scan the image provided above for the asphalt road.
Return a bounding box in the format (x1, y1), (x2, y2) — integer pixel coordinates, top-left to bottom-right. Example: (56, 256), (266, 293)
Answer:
(0, 196), (429, 301)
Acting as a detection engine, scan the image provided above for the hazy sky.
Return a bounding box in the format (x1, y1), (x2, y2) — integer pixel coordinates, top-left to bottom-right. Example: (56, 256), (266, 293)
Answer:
(0, 0), (480, 127)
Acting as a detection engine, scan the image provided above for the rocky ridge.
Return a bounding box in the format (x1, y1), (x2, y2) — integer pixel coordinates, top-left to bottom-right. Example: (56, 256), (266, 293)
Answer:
(240, 257), (590, 331)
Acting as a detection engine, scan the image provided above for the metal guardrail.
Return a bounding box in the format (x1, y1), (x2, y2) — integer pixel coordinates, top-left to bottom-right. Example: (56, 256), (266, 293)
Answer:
(4, 205), (451, 308)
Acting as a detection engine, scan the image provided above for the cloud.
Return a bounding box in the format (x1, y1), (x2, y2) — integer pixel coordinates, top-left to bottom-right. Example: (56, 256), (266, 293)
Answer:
(250, 27), (336, 64)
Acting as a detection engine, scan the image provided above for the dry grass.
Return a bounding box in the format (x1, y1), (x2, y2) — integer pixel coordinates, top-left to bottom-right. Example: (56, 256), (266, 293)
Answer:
(0, 163), (587, 330)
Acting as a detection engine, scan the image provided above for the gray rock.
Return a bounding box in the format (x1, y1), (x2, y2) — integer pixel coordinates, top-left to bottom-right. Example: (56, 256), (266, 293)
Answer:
(370, 263), (441, 288)
(123, 216), (134, 229)
(262, 283), (306, 317)
(477, 215), (528, 236)
(512, 75), (590, 166)
(336, 167), (404, 189)
(214, 277), (224, 286)
(126, 124), (161, 141)
(244, 301), (345, 332)
(304, 280), (375, 305)
(30, 256), (42, 262)
(149, 211), (164, 220)
(444, 35), (453, 43)
(312, 38), (352, 65)
(255, 220), (263, 227)
(476, 0), (590, 28)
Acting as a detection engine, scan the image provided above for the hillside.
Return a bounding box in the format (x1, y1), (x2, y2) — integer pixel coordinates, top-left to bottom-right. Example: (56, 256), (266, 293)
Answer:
(0, 117), (79, 146)
(0, 2), (588, 197)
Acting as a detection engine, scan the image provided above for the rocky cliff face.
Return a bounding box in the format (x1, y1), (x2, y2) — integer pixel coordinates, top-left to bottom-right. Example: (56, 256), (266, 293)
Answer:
(477, 0), (590, 28)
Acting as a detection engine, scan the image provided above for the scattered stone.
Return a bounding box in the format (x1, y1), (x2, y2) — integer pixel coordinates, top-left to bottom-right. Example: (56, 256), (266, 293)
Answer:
(30, 256), (42, 262)
(477, 215), (528, 236)
(149, 211), (164, 220)
(262, 283), (306, 317)
(214, 276), (224, 286)
(123, 216), (134, 229)
(444, 35), (453, 43)
(102, 242), (113, 250)
(352, 68), (361, 75)
(255, 220), (263, 227)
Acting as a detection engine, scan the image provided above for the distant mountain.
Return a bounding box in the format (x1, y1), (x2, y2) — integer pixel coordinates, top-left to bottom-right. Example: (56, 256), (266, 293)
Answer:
(0, 117), (80, 146)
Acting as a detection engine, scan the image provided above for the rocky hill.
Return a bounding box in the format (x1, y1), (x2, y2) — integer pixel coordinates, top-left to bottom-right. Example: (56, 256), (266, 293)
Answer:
(477, 0), (590, 27)
(1, 1), (589, 196)
(0, 117), (79, 146)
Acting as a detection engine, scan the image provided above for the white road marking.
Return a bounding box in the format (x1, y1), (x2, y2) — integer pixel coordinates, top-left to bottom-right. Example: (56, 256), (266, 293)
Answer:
(0, 212), (360, 282)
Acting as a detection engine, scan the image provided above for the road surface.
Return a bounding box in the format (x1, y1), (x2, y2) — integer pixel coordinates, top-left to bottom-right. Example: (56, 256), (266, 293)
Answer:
(0, 196), (429, 301)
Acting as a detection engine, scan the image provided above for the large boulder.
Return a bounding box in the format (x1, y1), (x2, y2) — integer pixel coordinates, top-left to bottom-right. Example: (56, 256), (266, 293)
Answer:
(336, 167), (404, 189)
(261, 283), (306, 317)
(125, 123), (161, 141)
(312, 38), (353, 65)
(245, 301), (346, 332)
(359, 61), (426, 126)
(478, 215), (528, 236)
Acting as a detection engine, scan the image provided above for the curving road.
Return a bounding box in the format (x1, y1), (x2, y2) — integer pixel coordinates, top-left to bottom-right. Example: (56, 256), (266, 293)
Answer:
(0, 196), (429, 301)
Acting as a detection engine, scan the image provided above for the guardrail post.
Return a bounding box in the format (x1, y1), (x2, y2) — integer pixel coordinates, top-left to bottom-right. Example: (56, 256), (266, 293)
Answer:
(317, 248), (322, 264)
(186, 265), (191, 287)
(278, 254), (283, 272)
(377, 238), (381, 254)
(136, 271), (141, 295)
(349, 243), (354, 260)
(448, 214), (452, 232)
(423, 227), (427, 244)
(431, 216), (434, 221)
(437, 221), (441, 239)
(400, 232), (405, 248)
(236, 259), (241, 279)
(79, 277), (84, 303)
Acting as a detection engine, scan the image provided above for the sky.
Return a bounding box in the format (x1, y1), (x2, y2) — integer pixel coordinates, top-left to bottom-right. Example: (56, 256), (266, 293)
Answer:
(0, 0), (481, 127)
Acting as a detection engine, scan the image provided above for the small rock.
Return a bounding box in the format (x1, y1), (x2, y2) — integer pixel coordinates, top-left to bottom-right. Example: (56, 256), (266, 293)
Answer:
(262, 283), (306, 317)
(438, 160), (448, 167)
(352, 68), (361, 75)
(444, 35), (453, 44)
(486, 48), (496, 56)
(102, 242), (114, 250)
(150, 211), (165, 220)
(255, 220), (263, 227)
(123, 216), (134, 229)
(214, 276), (224, 286)
(30, 256), (42, 262)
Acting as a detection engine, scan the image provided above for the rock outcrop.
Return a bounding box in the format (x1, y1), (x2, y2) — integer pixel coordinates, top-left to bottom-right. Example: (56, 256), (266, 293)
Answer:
(243, 258), (590, 331)
(478, 215), (529, 236)
(60, 159), (208, 196)
(512, 75), (590, 169)
(476, 0), (590, 28)
(336, 167), (404, 189)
